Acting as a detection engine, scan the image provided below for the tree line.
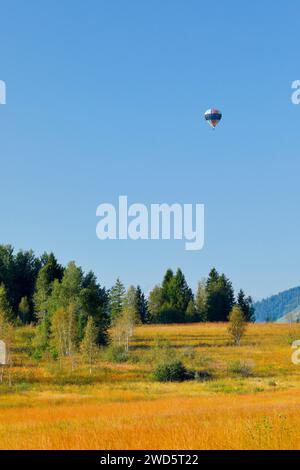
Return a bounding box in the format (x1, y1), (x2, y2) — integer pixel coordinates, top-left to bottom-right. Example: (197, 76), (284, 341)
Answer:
(0, 245), (255, 360)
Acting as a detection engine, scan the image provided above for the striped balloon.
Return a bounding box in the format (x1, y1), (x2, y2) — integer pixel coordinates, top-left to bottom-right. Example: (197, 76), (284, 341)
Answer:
(204, 108), (222, 129)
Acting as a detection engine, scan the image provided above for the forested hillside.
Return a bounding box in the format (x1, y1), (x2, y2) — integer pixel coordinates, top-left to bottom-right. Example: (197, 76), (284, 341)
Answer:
(254, 286), (300, 322)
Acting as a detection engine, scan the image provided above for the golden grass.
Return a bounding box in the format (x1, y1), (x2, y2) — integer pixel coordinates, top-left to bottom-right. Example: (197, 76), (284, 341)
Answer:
(0, 322), (300, 449)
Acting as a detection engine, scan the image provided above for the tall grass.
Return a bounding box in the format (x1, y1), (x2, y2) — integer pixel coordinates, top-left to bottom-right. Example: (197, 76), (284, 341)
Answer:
(0, 322), (300, 449)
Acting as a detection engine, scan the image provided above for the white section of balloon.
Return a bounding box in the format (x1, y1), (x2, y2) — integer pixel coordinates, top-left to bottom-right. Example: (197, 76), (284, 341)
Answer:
(204, 108), (222, 129)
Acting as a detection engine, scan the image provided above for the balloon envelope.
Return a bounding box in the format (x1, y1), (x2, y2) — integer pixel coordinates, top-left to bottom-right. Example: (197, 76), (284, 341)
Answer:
(204, 108), (222, 128)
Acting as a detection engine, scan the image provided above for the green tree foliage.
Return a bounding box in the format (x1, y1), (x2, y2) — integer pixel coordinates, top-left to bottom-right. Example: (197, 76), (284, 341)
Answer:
(0, 284), (14, 323)
(148, 285), (164, 323)
(79, 271), (109, 345)
(134, 285), (149, 324)
(124, 285), (149, 325)
(237, 289), (255, 323)
(57, 261), (83, 308)
(170, 269), (193, 320)
(51, 304), (77, 368)
(34, 253), (63, 319)
(185, 299), (198, 322)
(154, 360), (188, 382)
(8, 250), (41, 322)
(149, 269), (193, 323)
(195, 279), (207, 322)
(0, 243), (255, 329)
(111, 304), (138, 352)
(80, 316), (98, 374)
(228, 305), (247, 345)
(0, 246), (42, 323)
(109, 278), (126, 322)
(205, 269), (235, 322)
(18, 297), (30, 324)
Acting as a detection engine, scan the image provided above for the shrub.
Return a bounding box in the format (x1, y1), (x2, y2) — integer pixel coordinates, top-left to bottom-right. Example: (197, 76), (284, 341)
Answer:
(105, 346), (129, 363)
(228, 360), (253, 377)
(154, 360), (187, 382)
(31, 348), (43, 361)
(194, 370), (214, 382)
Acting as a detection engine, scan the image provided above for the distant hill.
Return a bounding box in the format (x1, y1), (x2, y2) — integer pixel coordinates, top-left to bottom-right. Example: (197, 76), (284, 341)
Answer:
(276, 307), (300, 323)
(254, 286), (300, 322)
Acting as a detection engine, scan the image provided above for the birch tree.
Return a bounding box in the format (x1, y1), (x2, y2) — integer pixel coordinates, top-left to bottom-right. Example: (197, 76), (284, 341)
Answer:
(111, 304), (137, 352)
(51, 303), (77, 369)
(81, 317), (98, 374)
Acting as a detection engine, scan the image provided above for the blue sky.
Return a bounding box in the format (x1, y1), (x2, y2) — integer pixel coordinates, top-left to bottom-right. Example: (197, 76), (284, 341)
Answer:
(0, 1), (299, 300)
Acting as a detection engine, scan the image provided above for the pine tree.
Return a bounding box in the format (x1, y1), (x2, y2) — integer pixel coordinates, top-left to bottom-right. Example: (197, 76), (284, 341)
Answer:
(81, 317), (98, 374)
(79, 272), (109, 345)
(206, 269), (234, 322)
(161, 269), (174, 305)
(237, 289), (255, 323)
(171, 269), (193, 321)
(134, 286), (149, 324)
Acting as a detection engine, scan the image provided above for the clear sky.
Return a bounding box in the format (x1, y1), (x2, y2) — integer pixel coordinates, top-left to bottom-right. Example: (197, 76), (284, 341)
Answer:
(0, 1), (299, 300)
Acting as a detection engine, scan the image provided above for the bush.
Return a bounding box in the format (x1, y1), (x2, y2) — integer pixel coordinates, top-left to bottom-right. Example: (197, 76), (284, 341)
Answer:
(228, 361), (253, 377)
(153, 360), (187, 382)
(105, 346), (129, 363)
(194, 370), (214, 382)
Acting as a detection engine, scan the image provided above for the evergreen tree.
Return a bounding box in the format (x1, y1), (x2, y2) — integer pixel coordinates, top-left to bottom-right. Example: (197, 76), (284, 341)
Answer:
(237, 289), (255, 323)
(134, 285), (149, 324)
(206, 269), (234, 322)
(161, 269), (174, 305)
(171, 269), (193, 320)
(79, 272), (109, 345)
(148, 269), (193, 323)
(39, 253), (64, 279)
(9, 249), (41, 322)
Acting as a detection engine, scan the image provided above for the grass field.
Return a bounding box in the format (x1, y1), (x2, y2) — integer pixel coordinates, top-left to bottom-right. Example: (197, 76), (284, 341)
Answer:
(1, 322), (300, 450)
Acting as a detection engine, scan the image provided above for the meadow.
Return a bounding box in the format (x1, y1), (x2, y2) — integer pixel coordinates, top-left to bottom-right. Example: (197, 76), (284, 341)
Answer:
(0, 322), (300, 450)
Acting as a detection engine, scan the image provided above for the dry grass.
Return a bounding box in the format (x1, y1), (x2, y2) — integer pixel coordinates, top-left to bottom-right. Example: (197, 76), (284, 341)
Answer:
(0, 322), (300, 449)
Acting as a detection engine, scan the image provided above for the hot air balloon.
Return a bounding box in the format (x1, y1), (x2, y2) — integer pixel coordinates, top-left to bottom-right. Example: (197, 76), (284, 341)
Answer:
(204, 108), (222, 129)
